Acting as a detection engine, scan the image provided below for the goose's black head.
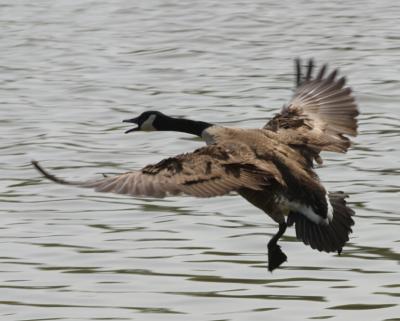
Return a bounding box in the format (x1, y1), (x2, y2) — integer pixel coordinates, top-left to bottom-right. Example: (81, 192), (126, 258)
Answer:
(123, 111), (165, 133)
(123, 110), (213, 137)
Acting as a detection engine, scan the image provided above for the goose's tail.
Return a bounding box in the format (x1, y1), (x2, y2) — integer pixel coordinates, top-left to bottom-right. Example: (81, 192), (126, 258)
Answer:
(288, 192), (355, 254)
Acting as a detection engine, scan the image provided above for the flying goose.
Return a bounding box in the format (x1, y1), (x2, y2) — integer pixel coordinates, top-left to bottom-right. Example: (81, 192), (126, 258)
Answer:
(32, 59), (358, 271)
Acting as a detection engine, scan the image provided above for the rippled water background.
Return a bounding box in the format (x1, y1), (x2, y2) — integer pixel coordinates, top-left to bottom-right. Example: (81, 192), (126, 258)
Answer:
(1, 1), (399, 320)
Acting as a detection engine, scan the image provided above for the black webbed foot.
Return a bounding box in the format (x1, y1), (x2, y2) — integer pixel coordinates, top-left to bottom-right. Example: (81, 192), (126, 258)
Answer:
(267, 222), (288, 272)
(268, 243), (287, 272)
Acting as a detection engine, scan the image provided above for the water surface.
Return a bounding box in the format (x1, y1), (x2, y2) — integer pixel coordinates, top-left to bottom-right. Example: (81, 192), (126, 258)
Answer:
(1, 1), (399, 320)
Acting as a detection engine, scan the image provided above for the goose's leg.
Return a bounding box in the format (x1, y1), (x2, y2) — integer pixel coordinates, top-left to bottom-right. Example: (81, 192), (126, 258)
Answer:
(267, 222), (287, 271)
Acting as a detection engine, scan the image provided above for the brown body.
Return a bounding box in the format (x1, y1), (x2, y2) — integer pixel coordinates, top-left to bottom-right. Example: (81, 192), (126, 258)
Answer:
(202, 126), (327, 223)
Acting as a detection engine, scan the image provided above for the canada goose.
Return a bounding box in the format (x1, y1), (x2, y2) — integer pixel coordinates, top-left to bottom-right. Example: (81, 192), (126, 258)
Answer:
(32, 59), (358, 271)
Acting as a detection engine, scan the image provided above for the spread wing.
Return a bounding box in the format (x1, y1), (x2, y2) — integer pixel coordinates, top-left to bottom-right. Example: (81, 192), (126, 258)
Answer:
(264, 58), (358, 163)
(32, 143), (282, 198)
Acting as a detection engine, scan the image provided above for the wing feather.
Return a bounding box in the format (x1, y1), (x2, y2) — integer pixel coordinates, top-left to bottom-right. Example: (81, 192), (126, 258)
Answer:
(264, 59), (359, 161)
(32, 143), (282, 198)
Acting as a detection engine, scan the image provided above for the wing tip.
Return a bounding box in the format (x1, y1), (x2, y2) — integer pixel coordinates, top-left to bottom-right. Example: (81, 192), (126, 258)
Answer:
(295, 58), (315, 86)
(31, 160), (73, 185)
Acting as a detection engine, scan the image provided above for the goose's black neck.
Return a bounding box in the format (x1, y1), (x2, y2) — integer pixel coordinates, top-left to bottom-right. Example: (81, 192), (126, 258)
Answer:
(156, 116), (213, 137)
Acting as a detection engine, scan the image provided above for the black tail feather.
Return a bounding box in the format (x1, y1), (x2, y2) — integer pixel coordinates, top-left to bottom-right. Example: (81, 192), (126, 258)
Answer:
(289, 192), (354, 253)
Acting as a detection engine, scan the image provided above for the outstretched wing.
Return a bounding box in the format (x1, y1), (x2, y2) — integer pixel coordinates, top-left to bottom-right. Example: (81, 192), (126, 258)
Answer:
(264, 59), (358, 163)
(33, 143), (280, 198)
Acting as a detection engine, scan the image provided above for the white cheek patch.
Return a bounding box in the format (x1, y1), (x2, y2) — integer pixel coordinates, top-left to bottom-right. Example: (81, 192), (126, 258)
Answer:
(141, 114), (157, 131)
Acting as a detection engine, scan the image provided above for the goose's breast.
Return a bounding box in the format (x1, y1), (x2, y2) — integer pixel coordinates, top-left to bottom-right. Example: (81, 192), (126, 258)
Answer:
(201, 126), (227, 145)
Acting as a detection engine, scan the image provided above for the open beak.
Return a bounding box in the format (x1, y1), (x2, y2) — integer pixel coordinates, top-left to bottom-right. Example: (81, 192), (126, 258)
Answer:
(123, 117), (140, 134)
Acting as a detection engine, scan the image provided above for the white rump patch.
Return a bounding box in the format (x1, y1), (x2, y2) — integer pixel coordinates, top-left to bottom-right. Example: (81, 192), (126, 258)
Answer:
(141, 114), (157, 131)
(326, 194), (333, 222)
(279, 194), (332, 225)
